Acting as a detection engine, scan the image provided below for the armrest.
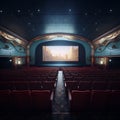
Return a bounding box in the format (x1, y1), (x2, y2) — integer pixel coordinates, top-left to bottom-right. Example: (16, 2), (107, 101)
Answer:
(68, 90), (72, 101)
(65, 82), (66, 87)
(50, 90), (54, 101)
(54, 82), (56, 87)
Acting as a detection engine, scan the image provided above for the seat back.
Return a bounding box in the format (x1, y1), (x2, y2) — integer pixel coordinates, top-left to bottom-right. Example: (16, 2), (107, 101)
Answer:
(29, 81), (42, 90)
(42, 81), (55, 90)
(91, 90), (110, 111)
(0, 90), (11, 111)
(71, 90), (90, 111)
(79, 81), (91, 90)
(11, 90), (31, 111)
(31, 90), (52, 111)
(109, 90), (120, 111)
(108, 81), (120, 90)
(92, 81), (107, 90)
(66, 81), (79, 91)
(13, 81), (29, 90)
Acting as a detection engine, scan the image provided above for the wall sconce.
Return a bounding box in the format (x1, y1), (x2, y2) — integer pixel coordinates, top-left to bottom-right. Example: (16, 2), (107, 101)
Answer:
(17, 60), (21, 65)
(100, 60), (104, 65)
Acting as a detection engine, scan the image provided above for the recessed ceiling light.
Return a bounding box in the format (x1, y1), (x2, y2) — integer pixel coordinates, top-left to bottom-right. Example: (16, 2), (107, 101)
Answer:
(17, 10), (21, 13)
(0, 10), (3, 13)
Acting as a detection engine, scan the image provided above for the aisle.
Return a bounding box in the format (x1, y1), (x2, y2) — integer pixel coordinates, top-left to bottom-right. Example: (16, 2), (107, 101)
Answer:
(52, 71), (70, 114)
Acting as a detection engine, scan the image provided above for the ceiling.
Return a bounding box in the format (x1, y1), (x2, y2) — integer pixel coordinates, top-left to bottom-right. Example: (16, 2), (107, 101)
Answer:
(0, 0), (120, 41)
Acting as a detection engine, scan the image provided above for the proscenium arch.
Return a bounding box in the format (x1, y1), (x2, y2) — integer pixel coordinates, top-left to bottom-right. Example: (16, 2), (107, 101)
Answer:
(28, 33), (93, 66)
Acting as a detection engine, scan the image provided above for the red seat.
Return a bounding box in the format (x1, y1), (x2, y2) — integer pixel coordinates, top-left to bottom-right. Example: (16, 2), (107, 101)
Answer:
(0, 82), (12, 90)
(69, 90), (90, 112)
(108, 81), (120, 90)
(65, 81), (79, 91)
(0, 90), (11, 111)
(29, 81), (42, 90)
(11, 90), (31, 111)
(13, 81), (29, 90)
(91, 90), (110, 111)
(31, 90), (53, 111)
(109, 90), (120, 111)
(42, 81), (55, 90)
(92, 81), (107, 90)
(79, 81), (91, 90)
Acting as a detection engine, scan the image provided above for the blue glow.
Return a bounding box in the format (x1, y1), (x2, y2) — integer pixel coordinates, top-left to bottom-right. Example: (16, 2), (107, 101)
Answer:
(45, 24), (75, 33)
(44, 15), (75, 33)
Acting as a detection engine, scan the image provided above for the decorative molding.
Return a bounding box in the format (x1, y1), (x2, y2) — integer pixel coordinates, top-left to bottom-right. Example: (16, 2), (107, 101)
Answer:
(30, 33), (91, 43)
(3, 44), (9, 49)
(111, 44), (117, 49)
(93, 25), (120, 48)
(0, 26), (28, 47)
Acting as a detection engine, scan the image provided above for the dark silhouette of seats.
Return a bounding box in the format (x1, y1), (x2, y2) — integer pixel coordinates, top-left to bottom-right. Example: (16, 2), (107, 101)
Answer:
(109, 90), (120, 111)
(79, 81), (91, 90)
(0, 82), (11, 90)
(11, 90), (31, 112)
(29, 81), (42, 90)
(13, 81), (29, 90)
(0, 90), (11, 112)
(108, 81), (120, 90)
(69, 90), (91, 112)
(31, 90), (53, 112)
(91, 90), (110, 111)
(42, 81), (56, 90)
(65, 81), (79, 91)
(92, 81), (107, 90)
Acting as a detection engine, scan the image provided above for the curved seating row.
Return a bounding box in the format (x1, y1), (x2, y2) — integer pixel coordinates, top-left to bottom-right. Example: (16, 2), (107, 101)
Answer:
(0, 81), (56, 90)
(65, 80), (120, 90)
(68, 90), (120, 112)
(0, 90), (54, 112)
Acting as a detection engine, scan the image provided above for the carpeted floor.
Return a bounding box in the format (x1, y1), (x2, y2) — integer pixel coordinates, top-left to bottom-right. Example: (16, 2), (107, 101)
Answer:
(52, 71), (70, 114)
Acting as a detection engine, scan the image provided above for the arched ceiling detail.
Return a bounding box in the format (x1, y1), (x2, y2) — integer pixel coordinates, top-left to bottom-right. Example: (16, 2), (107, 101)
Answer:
(0, 26), (28, 47)
(29, 33), (92, 46)
(93, 25), (120, 48)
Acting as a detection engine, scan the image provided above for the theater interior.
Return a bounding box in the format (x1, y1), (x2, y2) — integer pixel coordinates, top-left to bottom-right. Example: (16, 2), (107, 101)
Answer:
(0, 0), (120, 120)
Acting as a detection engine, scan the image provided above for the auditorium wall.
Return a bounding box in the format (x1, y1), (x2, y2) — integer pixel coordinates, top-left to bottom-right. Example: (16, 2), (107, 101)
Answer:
(94, 39), (120, 67)
(0, 40), (26, 67)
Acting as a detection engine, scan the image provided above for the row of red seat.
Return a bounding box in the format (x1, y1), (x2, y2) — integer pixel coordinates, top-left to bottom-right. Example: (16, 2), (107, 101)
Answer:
(0, 90), (53, 112)
(0, 81), (56, 90)
(63, 67), (120, 112)
(63, 67), (120, 81)
(0, 67), (58, 113)
(0, 67), (58, 81)
(64, 76), (120, 81)
(65, 80), (120, 90)
(68, 90), (120, 112)
(64, 73), (120, 81)
(1, 76), (57, 82)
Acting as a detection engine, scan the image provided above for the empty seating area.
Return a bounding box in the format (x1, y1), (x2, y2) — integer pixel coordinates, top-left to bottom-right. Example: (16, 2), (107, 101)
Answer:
(0, 67), (58, 113)
(69, 89), (120, 112)
(64, 67), (120, 91)
(0, 66), (120, 115)
(0, 67), (58, 90)
(0, 89), (53, 112)
(63, 67), (120, 112)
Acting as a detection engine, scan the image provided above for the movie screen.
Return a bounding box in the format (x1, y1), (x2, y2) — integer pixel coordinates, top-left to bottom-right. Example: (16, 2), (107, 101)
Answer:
(42, 46), (79, 61)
